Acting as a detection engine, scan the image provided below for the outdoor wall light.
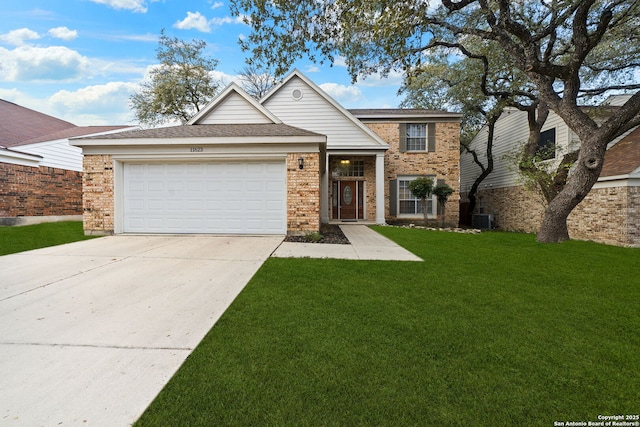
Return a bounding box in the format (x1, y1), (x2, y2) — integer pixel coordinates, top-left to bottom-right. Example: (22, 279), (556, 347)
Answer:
(298, 156), (304, 169)
(340, 159), (351, 165)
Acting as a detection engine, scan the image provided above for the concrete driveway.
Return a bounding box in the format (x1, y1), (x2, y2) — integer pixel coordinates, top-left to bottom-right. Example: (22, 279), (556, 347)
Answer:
(0, 235), (282, 426)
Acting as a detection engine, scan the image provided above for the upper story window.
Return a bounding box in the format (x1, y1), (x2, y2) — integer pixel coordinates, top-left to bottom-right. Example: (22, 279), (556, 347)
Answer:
(406, 124), (427, 151)
(400, 123), (436, 152)
(537, 128), (556, 160)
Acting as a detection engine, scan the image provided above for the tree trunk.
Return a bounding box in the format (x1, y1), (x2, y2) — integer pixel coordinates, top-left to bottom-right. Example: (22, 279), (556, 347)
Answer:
(422, 197), (429, 226)
(537, 139), (605, 243)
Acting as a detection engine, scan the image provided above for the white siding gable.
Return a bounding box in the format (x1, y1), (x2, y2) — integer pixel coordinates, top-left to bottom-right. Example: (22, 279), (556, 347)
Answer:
(461, 108), (573, 191)
(197, 91), (275, 124)
(18, 139), (83, 171)
(188, 82), (280, 125)
(261, 74), (386, 150)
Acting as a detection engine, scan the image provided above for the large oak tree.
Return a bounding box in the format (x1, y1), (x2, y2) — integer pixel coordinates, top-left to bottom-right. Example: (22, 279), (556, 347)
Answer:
(232, 0), (640, 243)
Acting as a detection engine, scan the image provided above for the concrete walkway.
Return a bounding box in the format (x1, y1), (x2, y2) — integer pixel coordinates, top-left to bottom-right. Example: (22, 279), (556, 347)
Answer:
(272, 225), (422, 261)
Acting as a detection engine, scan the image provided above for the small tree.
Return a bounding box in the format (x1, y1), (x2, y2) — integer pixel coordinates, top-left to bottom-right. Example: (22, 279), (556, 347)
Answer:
(408, 177), (434, 226)
(130, 30), (221, 126)
(433, 181), (454, 228)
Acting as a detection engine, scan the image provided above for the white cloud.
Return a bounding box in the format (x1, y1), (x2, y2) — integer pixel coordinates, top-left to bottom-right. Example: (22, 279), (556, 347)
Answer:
(0, 45), (90, 82)
(210, 1), (224, 9)
(89, 0), (148, 13)
(319, 82), (362, 103)
(305, 65), (320, 73)
(174, 11), (247, 33)
(49, 81), (139, 125)
(210, 16), (245, 26)
(0, 28), (41, 46)
(0, 83), (137, 126)
(48, 26), (78, 41)
(356, 69), (405, 88)
(174, 11), (211, 32)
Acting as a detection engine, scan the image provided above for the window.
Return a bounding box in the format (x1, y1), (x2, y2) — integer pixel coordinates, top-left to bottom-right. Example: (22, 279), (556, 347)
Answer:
(397, 177), (435, 216)
(399, 123), (436, 152)
(537, 128), (556, 160)
(336, 160), (364, 177)
(406, 124), (427, 151)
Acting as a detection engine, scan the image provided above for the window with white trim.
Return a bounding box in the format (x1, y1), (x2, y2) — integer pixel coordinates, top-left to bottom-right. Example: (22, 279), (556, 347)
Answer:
(399, 123), (436, 152)
(397, 176), (435, 216)
(406, 124), (427, 151)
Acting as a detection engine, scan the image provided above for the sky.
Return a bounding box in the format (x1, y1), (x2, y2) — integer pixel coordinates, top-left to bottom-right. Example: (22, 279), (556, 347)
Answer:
(0, 0), (406, 127)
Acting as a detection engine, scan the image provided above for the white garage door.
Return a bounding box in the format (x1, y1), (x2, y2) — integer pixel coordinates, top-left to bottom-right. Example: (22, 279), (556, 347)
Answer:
(123, 161), (286, 234)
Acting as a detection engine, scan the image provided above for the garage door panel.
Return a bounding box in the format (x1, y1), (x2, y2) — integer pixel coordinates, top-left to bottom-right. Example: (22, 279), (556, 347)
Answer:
(123, 162), (286, 234)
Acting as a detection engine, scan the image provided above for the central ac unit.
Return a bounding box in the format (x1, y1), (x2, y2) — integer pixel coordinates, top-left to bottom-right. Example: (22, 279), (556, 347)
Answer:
(473, 214), (493, 230)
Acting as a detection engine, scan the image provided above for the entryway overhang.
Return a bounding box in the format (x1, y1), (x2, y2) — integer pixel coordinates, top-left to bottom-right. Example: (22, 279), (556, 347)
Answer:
(322, 147), (388, 225)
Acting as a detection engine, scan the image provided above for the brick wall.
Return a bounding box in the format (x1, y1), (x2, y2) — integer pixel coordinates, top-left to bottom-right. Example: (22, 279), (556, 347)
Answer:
(364, 122), (461, 226)
(82, 155), (115, 235)
(466, 183), (640, 247)
(0, 162), (82, 217)
(287, 152), (321, 234)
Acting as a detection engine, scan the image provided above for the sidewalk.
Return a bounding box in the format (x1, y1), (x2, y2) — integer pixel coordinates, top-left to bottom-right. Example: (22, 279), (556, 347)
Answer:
(271, 225), (422, 261)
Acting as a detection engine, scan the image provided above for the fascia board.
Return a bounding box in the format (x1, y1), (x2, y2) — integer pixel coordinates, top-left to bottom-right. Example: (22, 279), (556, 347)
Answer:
(71, 134), (326, 147)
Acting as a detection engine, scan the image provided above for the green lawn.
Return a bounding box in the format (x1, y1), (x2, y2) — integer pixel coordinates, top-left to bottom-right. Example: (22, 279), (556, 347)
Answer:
(0, 221), (98, 255)
(135, 228), (640, 427)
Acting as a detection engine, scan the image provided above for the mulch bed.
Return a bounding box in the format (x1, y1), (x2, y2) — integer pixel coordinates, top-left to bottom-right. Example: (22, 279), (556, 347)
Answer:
(284, 224), (350, 244)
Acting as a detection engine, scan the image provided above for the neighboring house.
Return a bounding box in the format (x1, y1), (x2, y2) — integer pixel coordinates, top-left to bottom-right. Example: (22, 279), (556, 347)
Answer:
(461, 98), (640, 247)
(72, 70), (461, 236)
(0, 99), (135, 225)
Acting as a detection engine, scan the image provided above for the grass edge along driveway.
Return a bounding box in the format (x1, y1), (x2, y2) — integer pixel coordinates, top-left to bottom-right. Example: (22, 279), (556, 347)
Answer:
(131, 228), (638, 426)
(0, 221), (98, 256)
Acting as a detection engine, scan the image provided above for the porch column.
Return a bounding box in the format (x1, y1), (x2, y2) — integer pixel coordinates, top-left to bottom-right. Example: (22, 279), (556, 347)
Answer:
(375, 152), (386, 224)
(321, 152), (330, 223)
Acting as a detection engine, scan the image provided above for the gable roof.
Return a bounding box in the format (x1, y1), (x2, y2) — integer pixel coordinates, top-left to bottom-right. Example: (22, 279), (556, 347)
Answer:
(600, 126), (640, 177)
(19, 126), (136, 146)
(74, 123), (323, 141)
(0, 99), (76, 147)
(187, 82), (281, 125)
(261, 69), (388, 149)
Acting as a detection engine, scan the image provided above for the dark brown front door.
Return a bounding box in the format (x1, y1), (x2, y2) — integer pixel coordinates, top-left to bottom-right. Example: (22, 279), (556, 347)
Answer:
(337, 181), (363, 220)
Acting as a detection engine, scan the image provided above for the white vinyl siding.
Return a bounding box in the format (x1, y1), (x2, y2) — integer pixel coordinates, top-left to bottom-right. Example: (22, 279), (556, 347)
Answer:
(17, 140), (83, 171)
(123, 161), (286, 234)
(460, 108), (573, 192)
(262, 77), (382, 149)
(197, 92), (274, 124)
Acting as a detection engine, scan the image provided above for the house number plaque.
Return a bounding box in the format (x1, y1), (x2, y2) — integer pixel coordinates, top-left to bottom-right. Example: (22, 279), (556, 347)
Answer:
(190, 147), (204, 152)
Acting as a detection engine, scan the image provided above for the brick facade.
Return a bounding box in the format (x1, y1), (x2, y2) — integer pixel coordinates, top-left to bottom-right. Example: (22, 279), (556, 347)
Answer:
(82, 155), (115, 235)
(0, 162), (82, 217)
(287, 152), (321, 234)
(364, 122), (461, 226)
(465, 184), (640, 247)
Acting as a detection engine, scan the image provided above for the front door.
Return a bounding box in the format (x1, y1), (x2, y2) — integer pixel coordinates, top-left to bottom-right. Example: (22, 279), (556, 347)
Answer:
(336, 181), (364, 220)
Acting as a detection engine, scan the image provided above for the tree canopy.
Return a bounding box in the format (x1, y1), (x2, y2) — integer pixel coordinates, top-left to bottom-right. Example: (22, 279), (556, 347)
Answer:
(130, 31), (221, 126)
(232, 0), (640, 242)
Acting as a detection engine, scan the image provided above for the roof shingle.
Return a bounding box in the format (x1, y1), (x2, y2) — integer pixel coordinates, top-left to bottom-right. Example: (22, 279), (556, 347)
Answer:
(601, 126), (640, 177)
(0, 99), (76, 147)
(74, 123), (324, 140)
